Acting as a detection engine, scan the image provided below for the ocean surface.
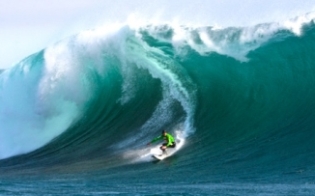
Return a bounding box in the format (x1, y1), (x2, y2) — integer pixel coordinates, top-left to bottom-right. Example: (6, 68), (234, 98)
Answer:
(1, 17), (315, 195)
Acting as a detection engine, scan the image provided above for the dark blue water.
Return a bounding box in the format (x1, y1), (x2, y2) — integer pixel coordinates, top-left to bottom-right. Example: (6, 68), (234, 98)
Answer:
(1, 21), (315, 195)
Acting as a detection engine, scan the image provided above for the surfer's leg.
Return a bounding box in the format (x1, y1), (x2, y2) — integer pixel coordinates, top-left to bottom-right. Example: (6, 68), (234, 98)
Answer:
(169, 142), (176, 148)
(161, 143), (167, 154)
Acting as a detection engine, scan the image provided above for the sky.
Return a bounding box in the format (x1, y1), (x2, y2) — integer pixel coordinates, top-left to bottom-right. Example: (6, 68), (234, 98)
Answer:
(1, 0), (315, 69)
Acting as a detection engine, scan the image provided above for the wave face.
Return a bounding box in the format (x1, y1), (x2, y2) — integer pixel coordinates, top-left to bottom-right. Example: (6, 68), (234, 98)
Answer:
(1, 20), (315, 183)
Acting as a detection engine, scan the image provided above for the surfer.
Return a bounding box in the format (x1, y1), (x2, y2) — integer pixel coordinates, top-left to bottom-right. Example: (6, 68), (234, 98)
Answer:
(147, 130), (176, 153)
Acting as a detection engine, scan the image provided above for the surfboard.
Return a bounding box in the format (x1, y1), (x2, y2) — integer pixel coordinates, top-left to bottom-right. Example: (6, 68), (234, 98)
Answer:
(152, 153), (166, 160)
(150, 134), (184, 161)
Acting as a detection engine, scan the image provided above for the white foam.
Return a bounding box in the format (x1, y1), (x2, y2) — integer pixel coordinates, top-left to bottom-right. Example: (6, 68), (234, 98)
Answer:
(133, 12), (315, 61)
(283, 12), (315, 35)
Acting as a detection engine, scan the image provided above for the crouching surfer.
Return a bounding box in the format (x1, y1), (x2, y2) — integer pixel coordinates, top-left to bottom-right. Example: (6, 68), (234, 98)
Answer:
(147, 130), (176, 154)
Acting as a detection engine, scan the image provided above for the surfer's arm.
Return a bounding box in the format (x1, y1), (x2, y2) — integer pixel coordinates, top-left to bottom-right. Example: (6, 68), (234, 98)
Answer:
(149, 135), (163, 144)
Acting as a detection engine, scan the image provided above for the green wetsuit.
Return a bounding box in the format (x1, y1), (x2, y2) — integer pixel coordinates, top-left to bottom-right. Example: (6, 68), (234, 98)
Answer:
(151, 133), (175, 147)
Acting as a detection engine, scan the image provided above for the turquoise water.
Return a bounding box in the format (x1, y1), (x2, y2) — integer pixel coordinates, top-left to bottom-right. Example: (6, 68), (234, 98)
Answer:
(1, 21), (315, 195)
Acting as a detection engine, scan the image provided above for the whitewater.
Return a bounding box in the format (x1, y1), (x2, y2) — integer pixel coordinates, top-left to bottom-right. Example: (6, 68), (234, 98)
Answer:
(2, 12), (315, 195)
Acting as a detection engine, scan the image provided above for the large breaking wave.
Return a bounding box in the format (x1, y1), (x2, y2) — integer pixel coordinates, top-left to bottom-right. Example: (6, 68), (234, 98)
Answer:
(1, 14), (315, 182)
